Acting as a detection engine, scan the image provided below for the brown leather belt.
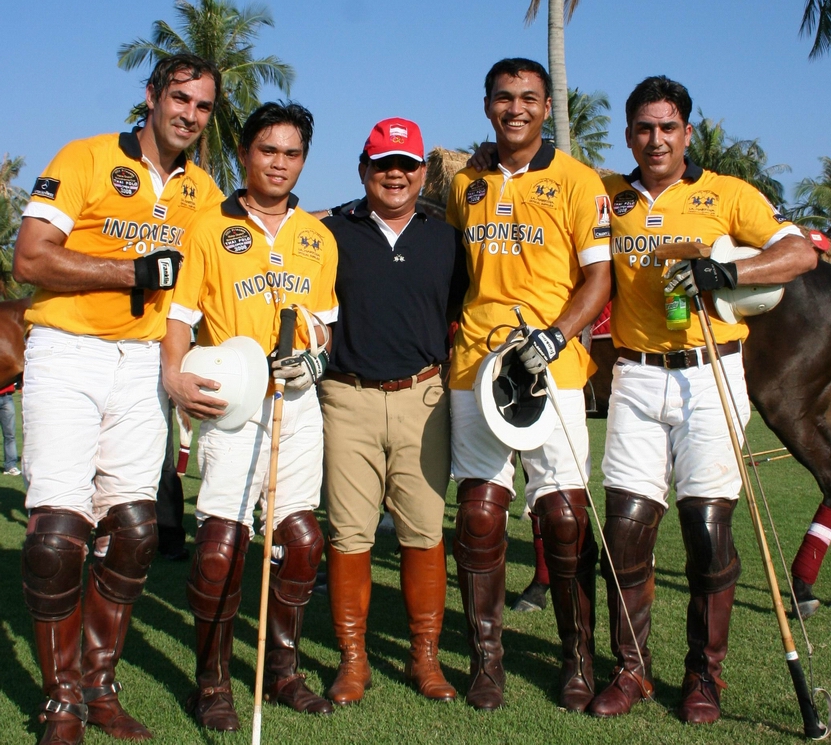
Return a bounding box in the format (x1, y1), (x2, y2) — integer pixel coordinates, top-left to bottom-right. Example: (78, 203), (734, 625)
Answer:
(324, 365), (441, 392)
(618, 341), (741, 370)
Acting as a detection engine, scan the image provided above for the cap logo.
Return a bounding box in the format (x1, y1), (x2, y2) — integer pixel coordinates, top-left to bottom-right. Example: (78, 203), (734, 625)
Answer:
(389, 124), (408, 143)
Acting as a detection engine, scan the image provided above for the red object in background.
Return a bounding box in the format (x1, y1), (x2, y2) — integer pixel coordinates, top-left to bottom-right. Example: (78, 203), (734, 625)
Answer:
(592, 302), (612, 338)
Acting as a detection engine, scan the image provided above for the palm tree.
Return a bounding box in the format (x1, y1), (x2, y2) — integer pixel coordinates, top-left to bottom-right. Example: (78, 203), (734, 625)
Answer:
(543, 87), (610, 167)
(686, 111), (790, 208)
(0, 154), (32, 298)
(118, 0), (294, 193)
(524, 0), (581, 153)
(789, 157), (831, 233)
(800, 0), (831, 59)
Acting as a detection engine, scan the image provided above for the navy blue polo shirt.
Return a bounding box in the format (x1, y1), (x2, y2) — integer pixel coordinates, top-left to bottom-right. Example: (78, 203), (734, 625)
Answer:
(323, 199), (468, 380)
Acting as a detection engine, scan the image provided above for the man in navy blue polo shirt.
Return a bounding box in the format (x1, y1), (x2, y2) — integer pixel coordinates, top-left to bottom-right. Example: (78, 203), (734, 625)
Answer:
(319, 118), (468, 706)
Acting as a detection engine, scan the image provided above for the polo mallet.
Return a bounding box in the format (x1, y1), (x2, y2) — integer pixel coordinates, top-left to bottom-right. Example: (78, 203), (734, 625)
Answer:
(658, 244), (828, 739)
(252, 307), (296, 745)
(510, 306), (652, 697)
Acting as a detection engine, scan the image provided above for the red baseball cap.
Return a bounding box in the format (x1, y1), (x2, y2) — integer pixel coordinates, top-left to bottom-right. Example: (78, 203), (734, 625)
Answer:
(809, 229), (830, 252)
(363, 118), (424, 161)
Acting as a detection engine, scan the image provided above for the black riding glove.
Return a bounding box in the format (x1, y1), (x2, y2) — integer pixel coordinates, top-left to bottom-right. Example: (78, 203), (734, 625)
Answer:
(665, 258), (738, 297)
(517, 326), (567, 375)
(134, 249), (183, 290)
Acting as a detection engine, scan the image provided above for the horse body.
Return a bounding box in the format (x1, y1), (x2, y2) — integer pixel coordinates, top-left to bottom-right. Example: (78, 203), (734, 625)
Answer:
(744, 261), (831, 506)
(0, 298), (29, 389)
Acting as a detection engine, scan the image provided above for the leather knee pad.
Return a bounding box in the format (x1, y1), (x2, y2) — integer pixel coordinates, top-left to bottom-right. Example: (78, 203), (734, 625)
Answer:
(270, 511), (323, 607)
(187, 518), (250, 623)
(534, 489), (598, 580)
(89, 501), (158, 605)
(600, 489), (665, 589)
(22, 509), (92, 621)
(453, 480), (511, 573)
(678, 498), (741, 594)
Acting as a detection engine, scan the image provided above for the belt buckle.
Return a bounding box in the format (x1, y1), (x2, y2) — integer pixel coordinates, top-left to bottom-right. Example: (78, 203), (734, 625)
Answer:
(663, 350), (694, 370)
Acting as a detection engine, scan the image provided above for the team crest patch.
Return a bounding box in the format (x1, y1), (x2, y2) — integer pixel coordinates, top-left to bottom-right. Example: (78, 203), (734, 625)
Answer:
(466, 179), (488, 205)
(595, 195), (611, 226)
(612, 190), (637, 216)
(180, 177), (198, 210)
(32, 177), (60, 200)
(111, 167), (140, 197)
(684, 191), (719, 216)
(295, 230), (324, 262)
(527, 179), (559, 208)
(593, 226), (611, 239)
(221, 225), (253, 254)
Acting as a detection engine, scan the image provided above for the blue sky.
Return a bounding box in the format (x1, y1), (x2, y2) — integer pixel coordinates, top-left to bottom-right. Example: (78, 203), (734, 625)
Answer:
(2, 1), (828, 210)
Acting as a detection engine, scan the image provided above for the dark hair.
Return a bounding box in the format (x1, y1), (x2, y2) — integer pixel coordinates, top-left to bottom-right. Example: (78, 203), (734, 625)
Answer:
(625, 75), (692, 127)
(240, 101), (315, 159)
(484, 58), (552, 101)
(146, 53), (221, 104)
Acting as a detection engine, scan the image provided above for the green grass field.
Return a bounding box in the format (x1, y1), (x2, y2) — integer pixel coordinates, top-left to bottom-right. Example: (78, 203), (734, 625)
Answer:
(1, 399), (830, 744)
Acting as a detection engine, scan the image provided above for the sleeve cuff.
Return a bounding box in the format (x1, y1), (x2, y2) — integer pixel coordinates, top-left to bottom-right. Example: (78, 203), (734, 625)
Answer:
(168, 302), (202, 326)
(22, 202), (74, 236)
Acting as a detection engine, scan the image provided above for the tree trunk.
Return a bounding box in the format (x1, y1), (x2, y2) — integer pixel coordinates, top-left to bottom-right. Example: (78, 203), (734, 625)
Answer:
(547, 0), (571, 153)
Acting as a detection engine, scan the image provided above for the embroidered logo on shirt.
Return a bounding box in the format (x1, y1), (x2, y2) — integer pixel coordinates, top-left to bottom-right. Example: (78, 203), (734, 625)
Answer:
(684, 191), (719, 216)
(270, 252), (283, 266)
(111, 167), (140, 197)
(394, 255), (406, 262)
(153, 204), (168, 220)
(221, 225), (253, 254)
(466, 179), (488, 205)
(496, 202), (513, 216)
(180, 178), (198, 210)
(645, 214), (664, 228)
(612, 190), (637, 217)
(595, 195), (611, 226)
(295, 230), (324, 263)
(32, 177), (60, 200)
(527, 179), (559, 208)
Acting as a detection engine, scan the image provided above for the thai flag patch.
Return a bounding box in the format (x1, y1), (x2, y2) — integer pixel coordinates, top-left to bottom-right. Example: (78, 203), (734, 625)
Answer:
(153, 203), (167, 220)
(645, 214), (663, 228)
(496, 203), (513, 216)
(270, 252), (283, 266)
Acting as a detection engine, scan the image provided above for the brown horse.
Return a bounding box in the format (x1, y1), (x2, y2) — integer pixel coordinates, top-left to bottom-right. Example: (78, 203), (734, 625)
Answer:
(0, 298), (29, 388)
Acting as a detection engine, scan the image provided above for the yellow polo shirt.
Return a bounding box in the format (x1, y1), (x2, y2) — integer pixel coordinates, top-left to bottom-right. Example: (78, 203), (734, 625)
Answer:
(171, 191), (339, 365)
(23, 129), (222, 341)
(447, 143), (611, 390)
(604, 161), (799, 352)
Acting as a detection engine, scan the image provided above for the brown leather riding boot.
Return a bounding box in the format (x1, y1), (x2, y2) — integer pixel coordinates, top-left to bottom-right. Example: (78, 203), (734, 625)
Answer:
(588, 575), (655, 717)
(186, 519), (249, 731)
(678, 585), (734, 723)
(326, 546), (372, 705)
(536, 489), (598, 713)
(457, 559), (507, 710)
(549, 571), (595, 712)
(80, 569), (151, 741)
(33, 606), (88, 745)
(189, 617), (238, 730)
(400, 543), (456, 702)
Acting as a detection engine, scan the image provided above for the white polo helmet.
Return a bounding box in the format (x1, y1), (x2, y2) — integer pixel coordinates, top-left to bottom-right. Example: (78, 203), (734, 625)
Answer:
(474, 345), (558, 451)
(181, 336), (268, 431)
(710, 235), (784, 324)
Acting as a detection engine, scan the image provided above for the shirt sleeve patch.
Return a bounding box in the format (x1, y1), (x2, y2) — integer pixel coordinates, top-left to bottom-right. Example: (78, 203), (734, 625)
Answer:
(32, 177), (60, 200)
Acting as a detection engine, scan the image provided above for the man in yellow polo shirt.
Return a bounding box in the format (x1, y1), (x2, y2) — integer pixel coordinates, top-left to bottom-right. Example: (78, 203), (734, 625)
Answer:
(14, 54), (222, 745)
(447, 58), (612, 712)
(162, 102), (338, 729)
(589, 75), (818, 723)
